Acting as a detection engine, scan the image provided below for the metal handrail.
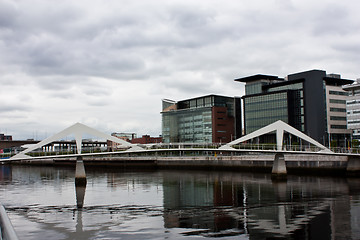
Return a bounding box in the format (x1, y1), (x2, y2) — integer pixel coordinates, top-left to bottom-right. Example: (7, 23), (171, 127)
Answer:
(0, 205), (18, 240)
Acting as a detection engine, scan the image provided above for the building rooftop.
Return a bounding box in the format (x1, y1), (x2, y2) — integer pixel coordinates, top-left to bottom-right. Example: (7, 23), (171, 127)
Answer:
(177, 94), (234, 103)
(234, 74), (282, 83)
(343, 82), (360, 91)
(323, 76), (354, 86)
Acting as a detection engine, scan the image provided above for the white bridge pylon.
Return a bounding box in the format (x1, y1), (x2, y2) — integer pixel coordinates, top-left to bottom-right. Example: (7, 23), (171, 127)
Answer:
(10, 122), (143, 159)
(220, 120), (332, 153)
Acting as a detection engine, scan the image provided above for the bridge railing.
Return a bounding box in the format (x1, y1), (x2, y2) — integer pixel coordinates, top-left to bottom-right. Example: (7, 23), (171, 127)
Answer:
(2, 143), (360, 160)
(0, 204), (19, 240)
(229, 143), (360, 154)
(230, 143), (326, 152)
(330, 147), (360, 154)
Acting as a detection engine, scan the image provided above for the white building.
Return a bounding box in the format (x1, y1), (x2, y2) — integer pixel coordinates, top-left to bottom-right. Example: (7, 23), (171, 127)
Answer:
(343, 79), (360, 140)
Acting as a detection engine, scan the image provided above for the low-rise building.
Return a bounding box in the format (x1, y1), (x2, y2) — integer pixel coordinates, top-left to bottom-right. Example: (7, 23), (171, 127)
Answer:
(107, 132), (137, 151)
(0, 134), (12, 141)
(131, 135), (162, 144)
(161, 94), (241, 143)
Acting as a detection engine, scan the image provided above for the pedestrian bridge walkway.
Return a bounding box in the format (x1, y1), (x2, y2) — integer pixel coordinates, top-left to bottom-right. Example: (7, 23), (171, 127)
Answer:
(2, 120), (358, 162)
(1, 121), (360, 178)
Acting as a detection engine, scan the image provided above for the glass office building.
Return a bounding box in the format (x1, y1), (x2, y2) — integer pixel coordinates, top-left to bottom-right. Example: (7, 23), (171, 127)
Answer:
(161, 95), (241, 143)
(237, 70), (354, 146)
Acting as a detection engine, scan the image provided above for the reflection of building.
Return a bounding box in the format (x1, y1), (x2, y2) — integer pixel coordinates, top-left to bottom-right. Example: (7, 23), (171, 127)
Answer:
(343, 79), (360, 140)
(237, 70), (353, 146)
(0, 165), (12, 181)
(162, 173), (360, 238)
(161, 95), (242, 143)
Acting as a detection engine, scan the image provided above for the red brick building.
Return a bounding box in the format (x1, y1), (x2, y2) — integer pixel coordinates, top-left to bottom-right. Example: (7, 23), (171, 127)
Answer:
(0, 134), (12, 141)
(131, 135), (162, 144)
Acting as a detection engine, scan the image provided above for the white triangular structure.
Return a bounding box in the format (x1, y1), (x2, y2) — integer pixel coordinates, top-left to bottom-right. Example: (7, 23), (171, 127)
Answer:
(10, 123), (143, 159)
(219, 120), (332, 153)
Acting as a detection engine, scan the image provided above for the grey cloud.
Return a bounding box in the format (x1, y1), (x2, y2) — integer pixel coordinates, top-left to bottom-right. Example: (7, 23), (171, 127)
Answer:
(312, 5), (352, 36)
(0, 103), (31, 113)
(1, 0), (360, 139)
(0, 0), (17, 28)
(1, 1), (236, 81)
(82, 84), (113, 97)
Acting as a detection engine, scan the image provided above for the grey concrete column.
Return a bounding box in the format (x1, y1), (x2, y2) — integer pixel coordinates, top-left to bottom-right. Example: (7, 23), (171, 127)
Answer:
(346, 155), (360, 176)
(271, 153), (287, 180)
(75, 156), (87, 186)
(75, 185), (86, 209)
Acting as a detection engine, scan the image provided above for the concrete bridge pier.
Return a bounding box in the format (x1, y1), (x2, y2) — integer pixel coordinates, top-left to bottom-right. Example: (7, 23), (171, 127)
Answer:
(271, 153), (287, 181)
(75, 156), (87, 186)
(75, 185), (86, 209)
(346, 155), (360, 176)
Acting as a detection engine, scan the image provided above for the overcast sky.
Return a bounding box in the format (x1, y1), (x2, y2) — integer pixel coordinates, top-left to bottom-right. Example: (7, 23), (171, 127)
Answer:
(1, 0), (359, 140)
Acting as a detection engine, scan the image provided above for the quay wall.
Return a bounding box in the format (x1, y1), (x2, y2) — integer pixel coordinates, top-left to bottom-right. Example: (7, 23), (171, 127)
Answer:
(9, 154), (353, 174)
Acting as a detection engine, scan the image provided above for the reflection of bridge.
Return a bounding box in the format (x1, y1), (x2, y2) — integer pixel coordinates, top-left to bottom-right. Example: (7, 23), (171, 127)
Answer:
(2, 121), (360, 176)
(3, 167), (359, 239)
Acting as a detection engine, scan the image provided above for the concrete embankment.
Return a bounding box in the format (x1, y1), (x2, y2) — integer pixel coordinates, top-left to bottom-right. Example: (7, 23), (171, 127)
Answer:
(7, 153), (358, 176)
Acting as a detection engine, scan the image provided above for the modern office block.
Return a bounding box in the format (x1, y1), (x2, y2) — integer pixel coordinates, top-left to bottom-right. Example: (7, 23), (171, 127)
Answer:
(343, 79), (360, 139)
(237, 70), (354, 146)
(161, 95), (241, 143)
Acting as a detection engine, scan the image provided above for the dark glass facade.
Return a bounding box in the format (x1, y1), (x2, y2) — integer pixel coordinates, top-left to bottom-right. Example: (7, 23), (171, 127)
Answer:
(242, 79), (305, 135)
(237, 70), (354, 145)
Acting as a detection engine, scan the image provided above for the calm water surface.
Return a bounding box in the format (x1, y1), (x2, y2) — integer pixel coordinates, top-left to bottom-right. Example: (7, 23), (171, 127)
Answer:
(0, 165), (360, 239)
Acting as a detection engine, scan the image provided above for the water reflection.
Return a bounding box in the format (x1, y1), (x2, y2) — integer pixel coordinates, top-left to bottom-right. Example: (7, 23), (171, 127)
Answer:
(75, 185), (86, 209)
(0, 165), (12, 181)
(0, 165), (359, 239)
(161, 171), (360, 239)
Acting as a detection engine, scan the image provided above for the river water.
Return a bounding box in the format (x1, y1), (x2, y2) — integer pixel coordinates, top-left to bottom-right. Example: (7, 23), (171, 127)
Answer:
(0, 164), (360, 240)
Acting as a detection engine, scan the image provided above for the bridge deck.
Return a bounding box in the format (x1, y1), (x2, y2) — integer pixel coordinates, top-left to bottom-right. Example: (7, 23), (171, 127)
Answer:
(3, 148), (358, 175)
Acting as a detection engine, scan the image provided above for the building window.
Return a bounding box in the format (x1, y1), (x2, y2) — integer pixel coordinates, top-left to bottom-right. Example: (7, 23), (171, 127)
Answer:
(348, 120), (360, 124)
(347, 100), (360, 105)
(330, 107), (346, 112)
(330, 116), (347, 121)
(329, 90), (348, 96)
(329, 99), (346, 104)
(330, 125), (347, 129)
